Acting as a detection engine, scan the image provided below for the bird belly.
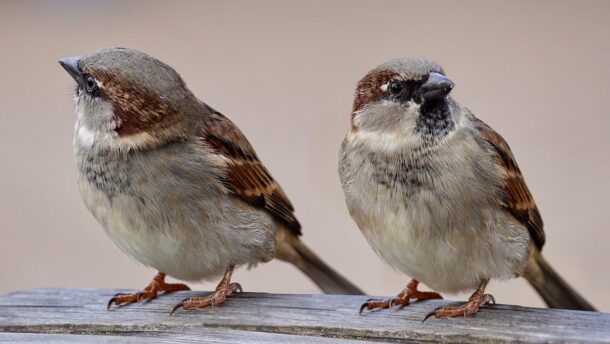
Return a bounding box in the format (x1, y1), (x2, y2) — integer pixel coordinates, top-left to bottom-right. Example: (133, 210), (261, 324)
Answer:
(78, 177), (276, 282)
(342, 153), (529, 294)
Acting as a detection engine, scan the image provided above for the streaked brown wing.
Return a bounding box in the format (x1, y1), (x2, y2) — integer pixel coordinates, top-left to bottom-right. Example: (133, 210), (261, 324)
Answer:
(472, 117), (545, 249)
(202, 112), (301, 235)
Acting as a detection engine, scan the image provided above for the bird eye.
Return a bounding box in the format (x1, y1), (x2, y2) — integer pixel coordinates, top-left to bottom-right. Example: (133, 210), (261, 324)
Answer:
(388, 81), (403, 95)
(84, 75), (98, 93)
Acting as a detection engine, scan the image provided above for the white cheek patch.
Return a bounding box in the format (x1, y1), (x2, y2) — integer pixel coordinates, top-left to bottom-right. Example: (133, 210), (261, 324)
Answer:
(350, 101), (424, 153)
(74, 121), (119, 149)
(75, 125), (97, 147)
(349, 130), (407, 152)
(74, 97), (119, 149)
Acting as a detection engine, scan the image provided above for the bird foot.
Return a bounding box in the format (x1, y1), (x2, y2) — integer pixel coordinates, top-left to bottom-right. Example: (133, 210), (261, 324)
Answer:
(423, 293), (495, 322)
(360, 279), (442, 314)
(171, 281), (242, 315)
(107, 272), (190, 310)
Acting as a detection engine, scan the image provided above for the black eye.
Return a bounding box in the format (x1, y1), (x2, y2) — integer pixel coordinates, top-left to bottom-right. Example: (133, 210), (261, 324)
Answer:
(388, 80), (403, 95)
(84, 75), (98, 93)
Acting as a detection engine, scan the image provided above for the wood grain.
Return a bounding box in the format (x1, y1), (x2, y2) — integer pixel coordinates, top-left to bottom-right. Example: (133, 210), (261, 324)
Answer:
(0, 288), (608, 343)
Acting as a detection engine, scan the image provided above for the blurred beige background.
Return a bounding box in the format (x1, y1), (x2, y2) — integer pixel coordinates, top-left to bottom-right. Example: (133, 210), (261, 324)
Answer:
(0, 0), (608, 311)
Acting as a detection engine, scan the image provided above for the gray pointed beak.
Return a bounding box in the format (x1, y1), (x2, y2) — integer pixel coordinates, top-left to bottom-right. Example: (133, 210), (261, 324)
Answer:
(421, 72), (454, 102)
(58, 56), (83, 84)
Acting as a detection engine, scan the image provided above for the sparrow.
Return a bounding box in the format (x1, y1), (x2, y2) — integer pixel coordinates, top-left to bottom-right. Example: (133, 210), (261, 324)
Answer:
(59, 47), (363, 314)
(338, 58), (596, 320)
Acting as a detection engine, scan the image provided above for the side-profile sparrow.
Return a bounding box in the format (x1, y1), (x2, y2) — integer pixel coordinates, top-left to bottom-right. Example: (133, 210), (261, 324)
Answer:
(339, 58), (596, 319)
(59, 47), (362, 313)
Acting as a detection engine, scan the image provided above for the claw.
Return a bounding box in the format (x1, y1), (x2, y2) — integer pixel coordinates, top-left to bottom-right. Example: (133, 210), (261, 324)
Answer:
(422, 310), (437, 323)
(107, 293), (134, 310)
(485, 294), (496, 305)
(107, 297), (118, 311)
(232, 283), (243, 293)
(359, 299), (391, 314)
(170, 299), (187, 316)
(359, 302), (369, 315)
(422, 304), (451, 323)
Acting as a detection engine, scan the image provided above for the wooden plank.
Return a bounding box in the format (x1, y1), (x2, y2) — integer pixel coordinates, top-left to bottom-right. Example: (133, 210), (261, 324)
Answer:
(0, 288), (608, 343)
(0, 329), (365, 343)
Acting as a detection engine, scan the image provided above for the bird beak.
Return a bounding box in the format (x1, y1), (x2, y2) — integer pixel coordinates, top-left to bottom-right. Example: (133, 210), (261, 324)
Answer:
(421, 72), (454, 102)
(58, 56), (83, 84)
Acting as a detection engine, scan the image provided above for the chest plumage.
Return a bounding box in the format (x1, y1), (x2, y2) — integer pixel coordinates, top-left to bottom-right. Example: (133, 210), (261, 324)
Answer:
(74, 132), (277, 282)
(339, 126), (530, 293)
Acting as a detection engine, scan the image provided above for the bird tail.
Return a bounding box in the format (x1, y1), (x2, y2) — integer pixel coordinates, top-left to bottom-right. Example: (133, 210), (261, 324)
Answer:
(275, 228), (364, 295)
(523, 246), (595, 311)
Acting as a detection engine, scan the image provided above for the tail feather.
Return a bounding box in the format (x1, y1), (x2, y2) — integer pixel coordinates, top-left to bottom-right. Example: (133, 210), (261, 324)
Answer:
(275, 228), (364, 295)
(524, 247), (596, 311)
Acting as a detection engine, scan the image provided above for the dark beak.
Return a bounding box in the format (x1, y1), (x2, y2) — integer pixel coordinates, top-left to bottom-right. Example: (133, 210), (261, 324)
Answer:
(421, 72), (454, 102)
(58, 56), (83, 84)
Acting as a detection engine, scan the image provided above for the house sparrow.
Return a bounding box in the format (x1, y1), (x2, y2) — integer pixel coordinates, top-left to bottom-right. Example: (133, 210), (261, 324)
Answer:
(339, 58), (596, 319)
(59, 47), (363, 314)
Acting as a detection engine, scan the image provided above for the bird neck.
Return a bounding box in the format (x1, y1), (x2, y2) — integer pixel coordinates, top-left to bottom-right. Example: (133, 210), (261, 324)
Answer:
(415, 100), (455, 141)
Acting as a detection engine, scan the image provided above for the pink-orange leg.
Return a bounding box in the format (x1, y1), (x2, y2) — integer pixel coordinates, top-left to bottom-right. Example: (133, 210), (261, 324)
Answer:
(107, 272), (190, 310)
(170, 265), (242, 315)
(423, 280), (495, 322)
(360, 279), (442, 314)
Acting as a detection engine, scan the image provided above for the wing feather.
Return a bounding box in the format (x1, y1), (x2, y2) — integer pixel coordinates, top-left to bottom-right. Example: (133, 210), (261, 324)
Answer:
(472, 117), (545, 249)
(202, 112), (302, 235)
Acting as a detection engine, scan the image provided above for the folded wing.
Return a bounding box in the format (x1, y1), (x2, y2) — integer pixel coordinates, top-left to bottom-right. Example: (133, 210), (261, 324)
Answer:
(473, 117), (545, 249)
(202, 112), (302, 235)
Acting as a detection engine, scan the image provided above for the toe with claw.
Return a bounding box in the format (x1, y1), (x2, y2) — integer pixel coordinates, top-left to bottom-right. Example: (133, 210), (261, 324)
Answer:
(107, 272), (190, 310)
(170, 265), (241, 315)
(359, 298), (391, 314)
(359, 279), (442, 314)
(423, 281), (494, 322)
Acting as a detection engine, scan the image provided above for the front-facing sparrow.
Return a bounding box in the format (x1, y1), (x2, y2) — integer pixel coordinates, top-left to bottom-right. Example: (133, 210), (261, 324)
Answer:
(339, 58), (595, 319)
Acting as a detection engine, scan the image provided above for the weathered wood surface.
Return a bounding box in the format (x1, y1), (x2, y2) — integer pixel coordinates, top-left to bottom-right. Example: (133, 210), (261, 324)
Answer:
(0, 289), (608, 343)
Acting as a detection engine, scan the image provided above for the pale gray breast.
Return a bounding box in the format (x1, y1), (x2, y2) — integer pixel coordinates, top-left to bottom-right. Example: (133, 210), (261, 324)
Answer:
(340, 128), (504, 230)
(75, 145), (131, 200)
(75, 138), (228, 228)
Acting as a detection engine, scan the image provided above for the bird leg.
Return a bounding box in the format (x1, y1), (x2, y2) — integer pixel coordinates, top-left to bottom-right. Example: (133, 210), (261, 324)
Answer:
(423, 280), (495, 321)
(170, 265), (242, 315)
(107, 272), (190, 310)
(360, 279), (442, 314)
